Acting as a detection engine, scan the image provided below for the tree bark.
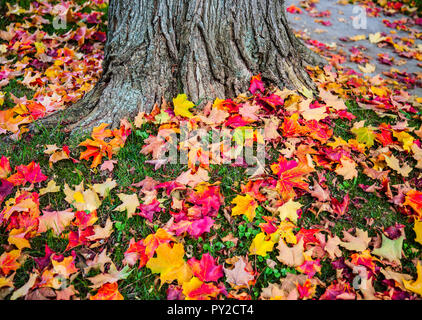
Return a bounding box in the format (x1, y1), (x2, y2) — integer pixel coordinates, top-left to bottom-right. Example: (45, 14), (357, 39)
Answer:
(38, 0), (324, 132)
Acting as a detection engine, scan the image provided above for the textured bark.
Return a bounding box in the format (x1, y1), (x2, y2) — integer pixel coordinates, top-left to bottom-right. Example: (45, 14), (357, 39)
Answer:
(37, 0), (324, 132)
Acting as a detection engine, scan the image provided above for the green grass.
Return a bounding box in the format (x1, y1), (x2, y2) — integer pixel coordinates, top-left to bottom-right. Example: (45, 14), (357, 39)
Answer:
(1, 0), (421, 301)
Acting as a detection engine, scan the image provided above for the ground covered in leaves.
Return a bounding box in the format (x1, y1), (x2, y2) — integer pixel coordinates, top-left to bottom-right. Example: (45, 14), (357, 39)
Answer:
(1, 0), (422, 300)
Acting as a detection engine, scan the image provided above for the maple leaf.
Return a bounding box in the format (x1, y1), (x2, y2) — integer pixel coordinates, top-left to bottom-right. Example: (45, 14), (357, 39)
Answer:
(0, 156), (11, 179)
(173, 94), (195, 118)
(100, 159), (117, 172)
(372, 234), (403, 264)
(10, 272), (38, 300)
(38, 208), (74, 235)
(56, 285), (79, 300)
(296, 253), (321, 278)
(319, 89), (347, 111)
(79, 138), (112, 168)
(358, 63), (376, 74)
(274, 221), (298, 245)
(8, 228), (31, 250)
(199, 107), (228, 125)
(87, 218), (114, 241)
(281, 113), (303, 137)
(403, 261), (422, 297)
(302, 106), (328, 122)
(384, 154), (412, 177)
(73, 210), (98, 229)
(63, 183), (101, 212)
(0, 179), (14, 204)
(381, 267), (412, 291)
(331, 193), (350, 217)
(168, 217), (215, 239)
(319, 281), (356, 300)
(52, 255), (78, 279)
(271, 157), (313, 200)
(92, 178), (117, 198)
(83, 250), (114, 277)
(351, 126), (376, 148)
(249, 74), (265, 94)
(310, 181), (330, 202)
(91, 123), (113, 141)
(124, 228), (174, 268)
(39, 180), (60, 196)
(393, 131), (414, 152)
(263, 116), (281, 140)
(231, 194), (258, 222)
(88, 265), (132, 289)
(176, 167), (210, 188)
(339, 229), (371, 252)
(114, 193), (140, 218)
(187, 253), (224, 283)
(276, 238), (305, 267)
(335, 158), (358, 180)
(260, 283), (287, 300)
(286, 5), (302, 14)
(276, 199), (302, 224)
(146, 243), (192, 285)
(90, 282), (124, 300)
(414, 220), (422, 245)
(404, 190), (422, 218)
(138, 199), (163, 222)
(44, 144), (71, 167)
(182, 276), (225, 300)
(0, 273), (14, 292)
(369, 32), (386, 43)
(0, 250), (21, 276)
(8, 161), (47, 186)
(249, 232), (275, 256)
(325, 235), (343, 259)
(223, 257), (254, 287)
(239, 103), (260, 121)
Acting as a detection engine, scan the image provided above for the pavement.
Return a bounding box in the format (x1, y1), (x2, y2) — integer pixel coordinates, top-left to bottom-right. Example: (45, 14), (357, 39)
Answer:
(285, 0), (422, 96)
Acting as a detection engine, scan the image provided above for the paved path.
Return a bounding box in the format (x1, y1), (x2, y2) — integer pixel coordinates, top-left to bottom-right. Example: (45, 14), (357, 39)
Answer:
(285, 0), (422, 96)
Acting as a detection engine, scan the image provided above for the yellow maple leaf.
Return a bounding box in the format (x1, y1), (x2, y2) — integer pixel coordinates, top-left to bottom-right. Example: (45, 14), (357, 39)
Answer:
(231, 194), (258, 222)
(358, 63), (376, 74)
(414, 220), (422, 245)
(0, 91), (4, 106)
(350, 34), (366, 41)
(173, 94), (195, 118)
(39, 180), (60, 196)
(370, 86), (388, 97)
(384, 154), (412, 177)
(114, 193), (140, 218)
(182, 276), (203, 298)
(277, 199), (302, 224)
(369, 32), (386, 43)
(73, 191), (85, 203)
(64, 183), (102, 212)
(8, 228), (30, 250)
(52, 256), (78, 279)
(393, 131), (414, 152)
(271, 221), (298, 245)
(146, 243), (192, 285)
(403, 261), (422, 296)
(249, 232), (275, 256)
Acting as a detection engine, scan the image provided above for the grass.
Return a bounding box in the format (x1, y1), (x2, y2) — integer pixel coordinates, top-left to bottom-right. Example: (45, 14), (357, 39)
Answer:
(0, 0), (421, 300)
(3, 96), (419, 299)
(3, 113), (418, 299)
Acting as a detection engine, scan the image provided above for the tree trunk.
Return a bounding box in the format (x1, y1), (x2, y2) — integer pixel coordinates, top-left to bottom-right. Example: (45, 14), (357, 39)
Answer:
(38, 0), (324, 132)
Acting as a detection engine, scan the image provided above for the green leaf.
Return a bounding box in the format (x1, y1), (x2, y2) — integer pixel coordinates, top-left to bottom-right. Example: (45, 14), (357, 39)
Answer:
(351, 126), (376, 147)
(372, 234), (404, 263)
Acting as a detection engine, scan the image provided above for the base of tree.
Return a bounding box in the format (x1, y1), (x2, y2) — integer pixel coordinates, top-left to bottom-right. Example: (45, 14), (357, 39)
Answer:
(32, 0), (326, 134)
